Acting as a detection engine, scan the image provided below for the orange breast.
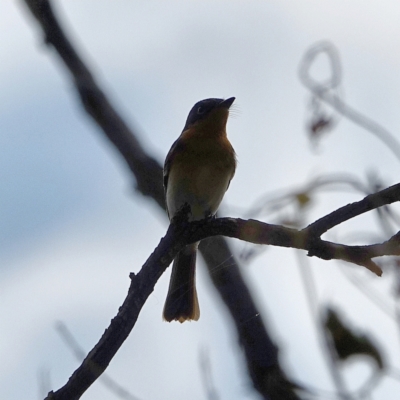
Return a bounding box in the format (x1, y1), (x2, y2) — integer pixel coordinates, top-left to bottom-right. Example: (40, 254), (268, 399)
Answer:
(166, 129), (236, 220)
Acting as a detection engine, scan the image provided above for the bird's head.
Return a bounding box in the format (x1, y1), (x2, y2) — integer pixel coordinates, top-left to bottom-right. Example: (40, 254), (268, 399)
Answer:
(182, 97), (235, 133)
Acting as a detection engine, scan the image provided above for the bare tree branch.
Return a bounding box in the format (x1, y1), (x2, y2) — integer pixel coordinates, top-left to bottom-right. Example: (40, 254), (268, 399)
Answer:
(44, 178), (400, 399)
(55, 322), (140, 400)
(23, 0), (164, 205)
(304, 181), (400, 237)
(22, 1), (297, 399)
(22, 2), (400, 399)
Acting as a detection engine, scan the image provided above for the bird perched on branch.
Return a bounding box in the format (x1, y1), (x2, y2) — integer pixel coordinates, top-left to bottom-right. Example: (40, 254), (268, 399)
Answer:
(163, 97), (237, 322)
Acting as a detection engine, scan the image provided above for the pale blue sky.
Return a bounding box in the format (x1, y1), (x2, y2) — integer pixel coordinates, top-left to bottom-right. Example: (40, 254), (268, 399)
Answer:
(1, 1), (400, 399)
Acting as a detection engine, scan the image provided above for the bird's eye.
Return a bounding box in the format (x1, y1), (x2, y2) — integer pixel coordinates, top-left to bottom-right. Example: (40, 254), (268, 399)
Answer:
(197, 106), (206, 114)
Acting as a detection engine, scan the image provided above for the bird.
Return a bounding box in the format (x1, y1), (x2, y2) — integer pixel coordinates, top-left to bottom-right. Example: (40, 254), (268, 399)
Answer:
(163, 97), (237, 322)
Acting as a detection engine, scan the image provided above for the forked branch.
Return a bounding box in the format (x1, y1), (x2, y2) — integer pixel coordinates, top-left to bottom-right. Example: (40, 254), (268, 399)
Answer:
(45, 183), (400, 398)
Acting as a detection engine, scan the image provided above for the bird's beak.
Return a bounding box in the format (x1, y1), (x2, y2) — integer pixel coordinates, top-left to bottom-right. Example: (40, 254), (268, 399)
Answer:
(218, 97), (235, 109)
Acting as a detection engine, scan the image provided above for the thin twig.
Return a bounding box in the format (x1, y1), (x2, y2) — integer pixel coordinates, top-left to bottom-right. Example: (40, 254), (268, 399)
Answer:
(299, 41), (400, 163)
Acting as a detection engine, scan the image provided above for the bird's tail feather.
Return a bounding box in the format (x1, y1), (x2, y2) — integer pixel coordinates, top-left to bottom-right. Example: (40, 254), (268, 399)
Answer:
(163, 243), (200, 322)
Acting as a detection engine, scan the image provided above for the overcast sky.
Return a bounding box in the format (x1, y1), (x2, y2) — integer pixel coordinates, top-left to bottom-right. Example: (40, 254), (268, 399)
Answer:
(1, 1), (400, 399)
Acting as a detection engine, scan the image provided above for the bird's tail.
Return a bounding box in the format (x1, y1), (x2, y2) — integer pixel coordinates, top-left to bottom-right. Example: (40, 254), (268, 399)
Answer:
(163, 243), (200, 322)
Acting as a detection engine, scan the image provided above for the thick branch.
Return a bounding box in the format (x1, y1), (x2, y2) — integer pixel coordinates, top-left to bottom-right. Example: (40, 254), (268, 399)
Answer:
(23, 0), (164, 205)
